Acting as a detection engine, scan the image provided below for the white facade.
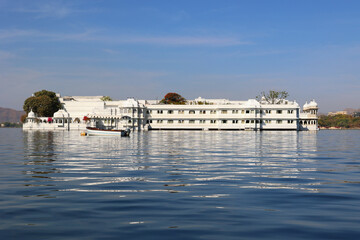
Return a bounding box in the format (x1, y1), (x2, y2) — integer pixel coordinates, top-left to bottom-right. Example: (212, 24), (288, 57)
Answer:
(23, 95), (319, 131)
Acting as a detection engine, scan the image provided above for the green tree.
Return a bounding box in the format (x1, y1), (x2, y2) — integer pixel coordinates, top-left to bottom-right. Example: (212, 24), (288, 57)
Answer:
(318, 114), (360, 128)
(23, 90), (61, 117)
(20, 114), (27, 123)
(256, 90), (289, 104)
(159, 93), (186, 104)
(100, 96), (113, 101)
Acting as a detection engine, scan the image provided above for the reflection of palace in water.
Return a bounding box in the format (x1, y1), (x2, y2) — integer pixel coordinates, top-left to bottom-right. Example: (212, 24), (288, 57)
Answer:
(22, 130), (320, 195)
(248, 131), (320, 191)
(22, 131), (58, 198)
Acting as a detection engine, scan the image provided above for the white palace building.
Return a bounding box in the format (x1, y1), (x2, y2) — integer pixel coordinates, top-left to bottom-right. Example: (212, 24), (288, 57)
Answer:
(23, 94), (319, 131)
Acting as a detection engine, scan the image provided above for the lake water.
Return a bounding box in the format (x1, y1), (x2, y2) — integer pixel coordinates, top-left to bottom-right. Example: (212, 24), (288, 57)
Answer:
(1, 129), (360, 239)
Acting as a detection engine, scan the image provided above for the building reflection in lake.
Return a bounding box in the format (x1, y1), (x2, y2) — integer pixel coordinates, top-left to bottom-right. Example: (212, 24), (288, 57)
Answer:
(22, 130), (58, 198)
(22, 130), (319, 196)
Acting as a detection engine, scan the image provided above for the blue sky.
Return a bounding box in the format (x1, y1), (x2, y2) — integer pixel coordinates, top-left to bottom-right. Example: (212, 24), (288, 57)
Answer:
(0, 0), (359, 112)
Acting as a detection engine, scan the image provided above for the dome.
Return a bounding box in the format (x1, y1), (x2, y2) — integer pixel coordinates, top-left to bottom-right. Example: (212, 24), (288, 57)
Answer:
(123, 98), (139, 108)
(53, 109), (69, 118)
(243, 99), (260, 107)
(28, 110), (35, 118)
(293, 101), (300, 108)
(308, 100), (318, 108)
(303, 101), (309, 109)
(303, 100), (318, 110)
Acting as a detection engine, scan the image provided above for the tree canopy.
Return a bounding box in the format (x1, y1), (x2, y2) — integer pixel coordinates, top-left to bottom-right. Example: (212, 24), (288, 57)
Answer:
(256, 90), (289, 104)
(159, 93), (186, 104)
(23, 90), (62, 117)
(100, 96), (113, 101)
(319, 115), (360, 128)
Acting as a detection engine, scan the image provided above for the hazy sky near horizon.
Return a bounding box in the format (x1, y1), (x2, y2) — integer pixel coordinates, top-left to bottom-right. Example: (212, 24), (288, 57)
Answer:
(0, 0), (359, 112)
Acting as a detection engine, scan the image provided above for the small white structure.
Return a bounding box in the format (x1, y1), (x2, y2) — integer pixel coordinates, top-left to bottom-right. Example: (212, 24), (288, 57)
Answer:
(299, 100), (318, 131)
(23, 94), (319, 131)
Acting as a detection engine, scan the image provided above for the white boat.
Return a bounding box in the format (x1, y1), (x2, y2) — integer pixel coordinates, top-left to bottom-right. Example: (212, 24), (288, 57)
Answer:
(86, 127), (131, 137)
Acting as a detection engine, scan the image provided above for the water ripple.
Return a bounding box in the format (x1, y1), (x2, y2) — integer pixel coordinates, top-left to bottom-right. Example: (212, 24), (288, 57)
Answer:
(0, 129), (360, 239)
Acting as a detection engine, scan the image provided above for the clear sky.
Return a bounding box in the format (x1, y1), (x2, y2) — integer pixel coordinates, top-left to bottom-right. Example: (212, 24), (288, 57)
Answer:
(1, 0), (359, 112)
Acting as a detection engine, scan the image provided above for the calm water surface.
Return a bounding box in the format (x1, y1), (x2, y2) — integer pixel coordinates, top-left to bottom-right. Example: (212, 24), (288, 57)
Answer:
(0, 129), (360, 239)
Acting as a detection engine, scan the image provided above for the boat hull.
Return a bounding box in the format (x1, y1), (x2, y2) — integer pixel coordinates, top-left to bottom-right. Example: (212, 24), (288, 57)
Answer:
(86, 127), (130, 137)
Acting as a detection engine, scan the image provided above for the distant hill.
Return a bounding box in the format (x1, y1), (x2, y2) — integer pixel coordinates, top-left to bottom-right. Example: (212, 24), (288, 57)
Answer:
(0, 107), (25, 123)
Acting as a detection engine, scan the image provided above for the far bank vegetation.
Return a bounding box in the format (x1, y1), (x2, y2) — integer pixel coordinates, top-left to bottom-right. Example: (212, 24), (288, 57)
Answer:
(319, 115), (360, 128)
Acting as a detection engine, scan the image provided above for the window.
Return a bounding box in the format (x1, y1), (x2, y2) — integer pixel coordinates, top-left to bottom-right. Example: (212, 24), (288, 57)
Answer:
(168, 110), (173, 114)
(241, 120), (245, 124)
(265, 120), (271, 124)
(210, 120), (217, 124)
(178, 110), (184, 114)
(265, 110), (271, 114)
(146, 120), (153, 123)
(221, 110), (228, 114)
(287, 110), (293, 114)
(232, 110), (238, 114)
(251, 120), (254, 123)
(189, 110), (195, 114)
(256, 120), (260, 123)
(276, 120), (283, 124)
(251, 110), (254, 114)
(168, 120), (173, 124)
(178, 120), (184, 124)
(200, 120), (206, 124)
(246, 110), (250, 114)
(287, 120), (293, 124)
(210, 110), (217, 114)
(222, 120), (227, 124)
(241, 110), (245, 114)
(276, 110), (282, 114)
(157, 120), (163, 123)
(189, 120), (195, 124)
(232, 120), (238, 123)
(200, 110), (206, 114)
(246, 120), (250, 123)
(157, 110), (163, 114)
